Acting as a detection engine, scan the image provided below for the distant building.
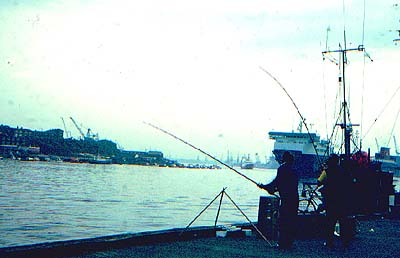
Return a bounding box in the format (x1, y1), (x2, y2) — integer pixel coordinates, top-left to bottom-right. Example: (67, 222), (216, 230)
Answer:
(114, 150), (168, 165)
(147, 151), (164, 158)
(0, 125), (63, 146)
(0, 124), (177, 166)
(0, 125), (64, 157)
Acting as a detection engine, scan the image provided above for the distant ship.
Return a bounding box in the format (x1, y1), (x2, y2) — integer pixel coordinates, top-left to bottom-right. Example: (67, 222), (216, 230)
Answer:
(268, 130), (331, 178)
(374, 147), (400, 176)
(240, 155), (255, 169)
(253, 155), (280, 169)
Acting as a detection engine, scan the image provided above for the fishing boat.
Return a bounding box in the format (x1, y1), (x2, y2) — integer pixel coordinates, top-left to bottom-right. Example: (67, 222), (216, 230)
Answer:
(89, 156), (112, 164)
(263, 36), (396, 219)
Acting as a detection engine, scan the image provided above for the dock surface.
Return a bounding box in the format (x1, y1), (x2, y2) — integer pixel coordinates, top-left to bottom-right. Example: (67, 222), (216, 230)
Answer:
(2, 217), (399, 258)
(77, 217), (399, 258)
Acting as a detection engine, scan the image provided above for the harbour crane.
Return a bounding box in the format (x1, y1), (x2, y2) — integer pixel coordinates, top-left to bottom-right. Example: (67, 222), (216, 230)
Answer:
(393, 136), (400, 155)
(69, 117), (99, 140)
(60, 117), (71, 138)
(86, 128), (99, 140)
(70, 117), (86, 139)
(375, 138), (380, 151)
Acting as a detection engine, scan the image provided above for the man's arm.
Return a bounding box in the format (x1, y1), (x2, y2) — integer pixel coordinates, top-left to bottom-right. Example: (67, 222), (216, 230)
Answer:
(258, 168), (280, 194)
(317, 170), (327, 186)
(257, 182), (276, 194)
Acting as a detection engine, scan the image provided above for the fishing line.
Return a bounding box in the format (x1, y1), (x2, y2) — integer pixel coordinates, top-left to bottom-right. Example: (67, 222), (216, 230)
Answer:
(144, 121), (259, 186)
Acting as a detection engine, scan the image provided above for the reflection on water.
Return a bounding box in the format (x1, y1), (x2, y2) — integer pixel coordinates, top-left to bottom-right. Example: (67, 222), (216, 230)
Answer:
(0, 160), (275, 247)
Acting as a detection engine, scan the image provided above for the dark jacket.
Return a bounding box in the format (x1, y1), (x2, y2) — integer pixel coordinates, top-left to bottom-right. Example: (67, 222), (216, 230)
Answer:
(265, 162), (299, 202)
(324, 164), (351, 212)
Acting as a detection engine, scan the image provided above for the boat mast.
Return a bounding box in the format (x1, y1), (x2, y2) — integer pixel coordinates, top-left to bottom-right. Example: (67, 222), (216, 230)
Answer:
(322, 45), (364, 159)
(341, 49), (351, 159)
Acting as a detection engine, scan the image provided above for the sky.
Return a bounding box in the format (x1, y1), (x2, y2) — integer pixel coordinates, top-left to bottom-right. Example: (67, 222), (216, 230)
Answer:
(1, 0), (400, 161)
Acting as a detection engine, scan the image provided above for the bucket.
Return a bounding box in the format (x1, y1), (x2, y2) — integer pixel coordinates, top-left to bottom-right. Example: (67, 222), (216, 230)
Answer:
(242, 229), (252, 237)
(216, 231), (227, 238)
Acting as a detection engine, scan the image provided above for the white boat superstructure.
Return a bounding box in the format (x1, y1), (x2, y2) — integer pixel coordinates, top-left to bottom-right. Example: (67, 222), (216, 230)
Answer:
(268, 131), (331, 178)
(269, 132), (330, 156)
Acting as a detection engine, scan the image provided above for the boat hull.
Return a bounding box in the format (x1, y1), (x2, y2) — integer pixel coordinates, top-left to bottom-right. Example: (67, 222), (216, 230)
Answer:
(89, 159), (112, 164)
(241, 163), (255, 169)
(272, 150), (327, 178)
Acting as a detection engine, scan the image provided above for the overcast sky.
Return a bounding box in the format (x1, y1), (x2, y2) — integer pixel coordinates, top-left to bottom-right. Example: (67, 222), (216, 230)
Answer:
(1, 0), (399, 161)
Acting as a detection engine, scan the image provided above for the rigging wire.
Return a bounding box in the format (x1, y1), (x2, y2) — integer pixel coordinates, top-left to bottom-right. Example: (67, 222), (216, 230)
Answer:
(343, 0), (347, 51)
(360, 52), (366, 149)
(386, 106), (400, 147)
(351, 137), (361, 155)
(362, 85), (400, 140)
(360, 0), (367, 149)
(323, 28), (330, 140)
(323, 1), (372, 155)
(362, 0), (366, 46)
(328, 105), (344, 155)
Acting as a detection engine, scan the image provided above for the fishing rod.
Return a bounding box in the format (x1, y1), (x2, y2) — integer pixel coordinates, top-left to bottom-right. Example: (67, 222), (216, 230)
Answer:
(144, 122), (259, 186)
(259, 66), (325, 169)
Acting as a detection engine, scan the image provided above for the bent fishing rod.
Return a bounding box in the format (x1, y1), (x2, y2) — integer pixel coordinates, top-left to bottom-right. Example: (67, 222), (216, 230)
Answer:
(144, 122), (259, 186)
(259, 66), (325, 169)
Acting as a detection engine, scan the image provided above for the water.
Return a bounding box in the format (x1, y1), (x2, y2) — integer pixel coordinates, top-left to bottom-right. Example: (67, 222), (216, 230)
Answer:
(1, 160), (399, 248)
(0, 160), (276, 248)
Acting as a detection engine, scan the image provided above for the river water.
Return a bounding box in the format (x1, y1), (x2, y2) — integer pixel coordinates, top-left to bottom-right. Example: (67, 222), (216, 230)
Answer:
(0, 160), (276, 248)
(1, 160), (399, 248)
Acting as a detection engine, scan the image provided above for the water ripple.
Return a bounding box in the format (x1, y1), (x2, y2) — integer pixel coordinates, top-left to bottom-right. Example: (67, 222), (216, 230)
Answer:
(1, 160), (368, 248)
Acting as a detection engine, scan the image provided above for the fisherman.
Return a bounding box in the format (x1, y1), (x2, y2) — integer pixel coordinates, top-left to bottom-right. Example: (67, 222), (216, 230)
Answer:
(258, 151), (299, 250)
(318, 154), (352, 249)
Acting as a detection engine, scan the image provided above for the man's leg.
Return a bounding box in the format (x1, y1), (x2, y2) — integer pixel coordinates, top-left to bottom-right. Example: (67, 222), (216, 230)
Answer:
(325, 212), (337, 248)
